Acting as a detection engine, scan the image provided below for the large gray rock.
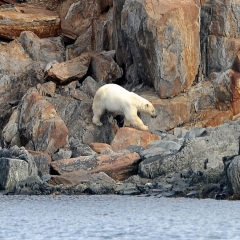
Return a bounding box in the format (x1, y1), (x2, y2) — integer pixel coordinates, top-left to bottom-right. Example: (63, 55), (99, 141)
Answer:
(139, 121), (240, 181)
(140, 140), (182, 160)
(227, 156), (240, 194)
(0, 146), (38, 190)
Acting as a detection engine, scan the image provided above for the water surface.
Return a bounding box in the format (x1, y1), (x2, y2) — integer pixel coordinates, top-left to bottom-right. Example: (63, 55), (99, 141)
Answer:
(0, 195), (239, 239)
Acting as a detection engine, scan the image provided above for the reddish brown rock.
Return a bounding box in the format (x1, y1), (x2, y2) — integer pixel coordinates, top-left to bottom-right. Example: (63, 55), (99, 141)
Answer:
(89, 143), (113, 154)
(51, 152), (141, 181)
(111, 127), (160, 152)
(0, 5), (60, 39)
(198, 109), (233, 128)
(90, 152), (141, 181)
(46, 53), (91, 84)
(89, 51), (123, 83)
(19, 89), (69, 155)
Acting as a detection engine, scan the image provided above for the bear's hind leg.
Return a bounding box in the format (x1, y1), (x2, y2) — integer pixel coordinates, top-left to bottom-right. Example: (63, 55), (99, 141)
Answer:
(92, 106), (104, 126)
(124, 111), (148, 131)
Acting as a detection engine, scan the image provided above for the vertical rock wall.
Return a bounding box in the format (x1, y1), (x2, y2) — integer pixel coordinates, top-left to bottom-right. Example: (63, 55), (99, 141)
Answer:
(113, 0), (200, 98)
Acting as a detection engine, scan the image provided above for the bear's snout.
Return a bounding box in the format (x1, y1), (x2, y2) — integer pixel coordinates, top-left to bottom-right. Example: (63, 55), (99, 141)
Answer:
(151, 113), (157, 118)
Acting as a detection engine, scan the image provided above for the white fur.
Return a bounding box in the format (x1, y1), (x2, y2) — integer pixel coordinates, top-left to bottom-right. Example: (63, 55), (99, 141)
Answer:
(92, 84), (156, 131)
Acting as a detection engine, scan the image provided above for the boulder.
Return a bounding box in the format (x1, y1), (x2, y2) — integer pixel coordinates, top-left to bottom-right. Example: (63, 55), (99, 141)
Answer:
(50, 152), (141, 181)
(0, 146), (38, 190)
(90, 152), (141, 181)
(46, 53), (91, 84)
(89, 51), (123, 83)
(0, 4), (60, 39)
(18, 89), (69, 155)
(111, 127), (160, 152)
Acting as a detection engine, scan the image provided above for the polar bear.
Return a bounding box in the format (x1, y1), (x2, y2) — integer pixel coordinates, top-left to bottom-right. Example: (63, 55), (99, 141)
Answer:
(92, 84), (157, 131)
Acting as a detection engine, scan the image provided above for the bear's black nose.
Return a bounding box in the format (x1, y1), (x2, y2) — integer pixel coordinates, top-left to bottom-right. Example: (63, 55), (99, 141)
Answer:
(151, 114), (157, 118)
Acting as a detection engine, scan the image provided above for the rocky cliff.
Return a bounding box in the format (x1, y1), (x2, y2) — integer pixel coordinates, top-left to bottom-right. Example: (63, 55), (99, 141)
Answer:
(1, 0), (240, 199)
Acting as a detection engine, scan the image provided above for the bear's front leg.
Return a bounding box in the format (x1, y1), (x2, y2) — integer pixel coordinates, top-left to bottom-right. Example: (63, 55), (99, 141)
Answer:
(124, 111), (149, 131)
(136, 123), (149, 131)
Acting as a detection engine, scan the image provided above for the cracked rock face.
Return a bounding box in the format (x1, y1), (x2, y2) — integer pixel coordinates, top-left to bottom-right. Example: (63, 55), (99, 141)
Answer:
(114, 0), (200, 98)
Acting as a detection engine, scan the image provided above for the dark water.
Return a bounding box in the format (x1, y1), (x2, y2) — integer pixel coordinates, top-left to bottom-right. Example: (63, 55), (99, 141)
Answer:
(0, 195), (240, 240)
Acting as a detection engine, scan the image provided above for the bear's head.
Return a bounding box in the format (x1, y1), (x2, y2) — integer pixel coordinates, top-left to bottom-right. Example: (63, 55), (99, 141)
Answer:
(145, 102), (157, 118)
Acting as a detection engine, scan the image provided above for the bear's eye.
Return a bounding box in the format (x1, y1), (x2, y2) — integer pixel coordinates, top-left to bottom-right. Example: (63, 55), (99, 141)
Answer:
(146, 104), (149, 107)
